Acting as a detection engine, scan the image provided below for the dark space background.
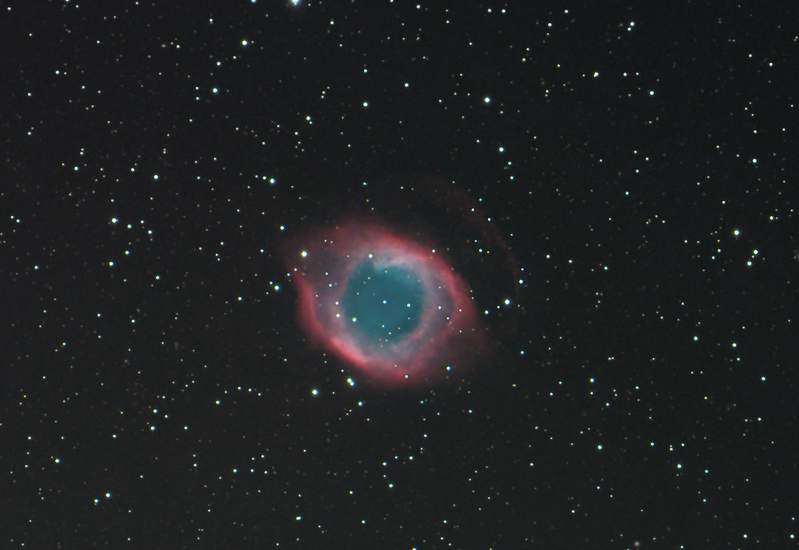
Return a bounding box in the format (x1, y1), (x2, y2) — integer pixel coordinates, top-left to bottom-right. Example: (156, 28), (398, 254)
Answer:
(2, 1), (797, 548)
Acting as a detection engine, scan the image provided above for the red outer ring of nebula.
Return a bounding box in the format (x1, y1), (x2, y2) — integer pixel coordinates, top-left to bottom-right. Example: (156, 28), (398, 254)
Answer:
(285, 220), (489, 389)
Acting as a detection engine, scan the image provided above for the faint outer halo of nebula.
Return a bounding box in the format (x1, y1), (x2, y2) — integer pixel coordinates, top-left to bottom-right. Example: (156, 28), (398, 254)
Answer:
(281, 174), (522, 390)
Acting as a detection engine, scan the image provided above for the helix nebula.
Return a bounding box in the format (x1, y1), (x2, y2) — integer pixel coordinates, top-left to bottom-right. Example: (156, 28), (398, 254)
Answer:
(285, 220), (489, 389)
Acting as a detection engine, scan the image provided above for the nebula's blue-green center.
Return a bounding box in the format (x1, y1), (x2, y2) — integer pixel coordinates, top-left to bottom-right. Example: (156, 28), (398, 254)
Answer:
(341, 261), (424, 346)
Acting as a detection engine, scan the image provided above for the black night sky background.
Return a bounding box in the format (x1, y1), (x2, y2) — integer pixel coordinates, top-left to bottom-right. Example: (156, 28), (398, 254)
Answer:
(2, 1), (798, 548)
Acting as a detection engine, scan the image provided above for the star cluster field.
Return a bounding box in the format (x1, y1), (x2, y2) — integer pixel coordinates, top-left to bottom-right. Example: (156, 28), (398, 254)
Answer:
(2, 0), (797, 548)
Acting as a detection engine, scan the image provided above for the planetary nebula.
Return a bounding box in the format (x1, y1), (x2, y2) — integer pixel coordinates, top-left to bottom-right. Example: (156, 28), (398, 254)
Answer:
(286, 221), (487, 389)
